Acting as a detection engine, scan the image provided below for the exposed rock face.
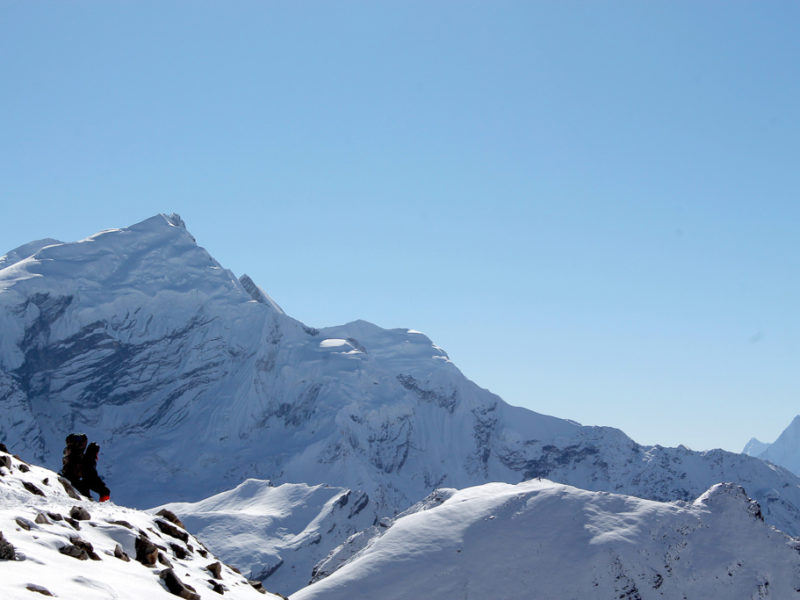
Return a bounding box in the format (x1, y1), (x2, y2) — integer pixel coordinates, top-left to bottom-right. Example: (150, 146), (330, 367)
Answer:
(135, 535), (159, 567)
(69, 506), (90, 521)
(25, 583), (54, 596)
(0, 530), (15, 560)
(207, 561), (223, 579)
(160, 568), (201, 600)
(155, 518), (189, 542)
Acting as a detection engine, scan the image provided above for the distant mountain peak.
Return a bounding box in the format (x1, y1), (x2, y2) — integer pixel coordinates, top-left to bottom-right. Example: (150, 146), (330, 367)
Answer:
(746, 414), (800, 478)
(742, 437), (770, 457)
(4, 215), (800, 593)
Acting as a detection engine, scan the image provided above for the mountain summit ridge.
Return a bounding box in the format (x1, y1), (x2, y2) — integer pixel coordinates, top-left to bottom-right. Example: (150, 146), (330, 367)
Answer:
(2, 215), (800, 552)
(745, 414), (800, 477)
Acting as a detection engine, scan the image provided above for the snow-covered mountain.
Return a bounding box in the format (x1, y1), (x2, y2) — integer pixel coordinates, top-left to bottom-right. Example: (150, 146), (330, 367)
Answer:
(0, 443), (279, 600)
(743, 436), (771, 457)
(744, 415), (800, 477)
(2, 213), (800, 546)
(157, 480), (377, 596)
(293, 479), (800, 600)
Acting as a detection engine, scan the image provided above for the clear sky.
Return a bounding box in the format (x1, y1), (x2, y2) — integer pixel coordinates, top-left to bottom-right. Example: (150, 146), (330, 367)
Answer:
(2, 1), (799, 452)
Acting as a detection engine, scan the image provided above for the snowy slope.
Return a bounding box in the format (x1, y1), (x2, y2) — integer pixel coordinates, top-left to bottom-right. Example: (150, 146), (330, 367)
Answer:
(746, 415), (800, 477)
(3, 214), (800, 588)
(0, 444), (280, 600)
(744, 437), (771, 457)
(157, 480), (376, 597)
(293, 479), (800, 600)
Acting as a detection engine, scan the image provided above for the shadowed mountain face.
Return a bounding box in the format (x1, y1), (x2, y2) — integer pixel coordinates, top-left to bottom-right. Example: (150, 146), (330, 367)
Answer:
(744, 415), (800, 477)
(2, 214), (800, 538)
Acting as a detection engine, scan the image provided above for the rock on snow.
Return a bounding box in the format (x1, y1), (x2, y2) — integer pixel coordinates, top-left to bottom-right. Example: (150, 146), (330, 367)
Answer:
(0, 444), (280, 600)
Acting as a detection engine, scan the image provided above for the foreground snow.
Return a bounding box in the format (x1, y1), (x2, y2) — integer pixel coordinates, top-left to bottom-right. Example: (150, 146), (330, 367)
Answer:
(294, 479), (800, 600)
(0, 446), (279, 600)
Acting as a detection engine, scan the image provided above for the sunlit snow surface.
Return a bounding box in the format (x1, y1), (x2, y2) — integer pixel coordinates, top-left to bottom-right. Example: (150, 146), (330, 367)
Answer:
(157, 479), (376, 596)
(0, 447), (279, 600)
(293, 479), (800, 600)
(4, 214), (800, 593)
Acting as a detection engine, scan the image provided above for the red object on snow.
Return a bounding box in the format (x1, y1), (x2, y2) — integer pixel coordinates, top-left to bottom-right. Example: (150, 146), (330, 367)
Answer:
(99, 494), (110, 502)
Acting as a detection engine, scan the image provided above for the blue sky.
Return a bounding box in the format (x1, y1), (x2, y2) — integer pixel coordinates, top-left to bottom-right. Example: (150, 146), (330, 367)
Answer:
(2, 1), (799, 452)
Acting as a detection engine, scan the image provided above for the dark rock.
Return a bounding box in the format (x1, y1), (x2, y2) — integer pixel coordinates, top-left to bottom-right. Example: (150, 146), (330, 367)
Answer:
(208, 579), (226, 595)
(18, 463), (30, 473)
(108, 519), (133, 529)
(248, 580), (268, 594)
(15, 517), (33, 531)
(0, 455), (11, 470)
(0, 442), (8, 453)
(156, 509), (185, 529)
(69, 506), (91, 521)
(114, 544), (130, 562)
(59, 543), (89, 560)
(155, 519), (189, 542)
(47, 512), (63, 521)
(65, 517), (81, 530)
(58, 476), (82, 500)
(69, 536), (101, 560)
(0, 531), (16, 560)
(170, 543), (188, 559)
(160, 568), (201, 599)
(197, 548), (208, 558)
(135, 535), (159, 566)
(206, 561), (222, 579)
(34, 513), (50, 525)
(158, 551), (173, 567)
(25, 584), (53, 596)
(22, 481), (44, 496)
(227, 563), (241, 575)
(41, 477), (49, 486)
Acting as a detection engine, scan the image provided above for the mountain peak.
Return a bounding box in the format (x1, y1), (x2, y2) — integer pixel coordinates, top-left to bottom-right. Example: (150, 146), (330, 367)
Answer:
(742, 437), (770, 457)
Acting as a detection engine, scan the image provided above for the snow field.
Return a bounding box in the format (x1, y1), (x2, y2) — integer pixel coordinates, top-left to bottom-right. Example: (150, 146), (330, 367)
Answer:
(292, 479), (800, 600)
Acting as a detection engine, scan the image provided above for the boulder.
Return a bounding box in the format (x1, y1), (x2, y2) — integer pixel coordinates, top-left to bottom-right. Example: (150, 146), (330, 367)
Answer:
(0, 531), (15, 560)
(160, 568), (201, 600)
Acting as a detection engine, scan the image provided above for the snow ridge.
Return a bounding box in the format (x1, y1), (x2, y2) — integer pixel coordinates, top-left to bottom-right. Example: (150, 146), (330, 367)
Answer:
(3, 215), (800, 592)
(746, 415), (800, 477)
(294, 479), (800, 600)
(157, 479), (376, 596)
(0, 444), (279, 600)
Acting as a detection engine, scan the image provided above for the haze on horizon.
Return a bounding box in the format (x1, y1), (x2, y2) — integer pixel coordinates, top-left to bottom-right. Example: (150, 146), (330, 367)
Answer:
(1, 2), (798, 453)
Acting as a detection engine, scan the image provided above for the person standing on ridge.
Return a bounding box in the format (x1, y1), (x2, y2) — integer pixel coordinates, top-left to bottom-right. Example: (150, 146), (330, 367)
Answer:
(60, 433), (87, 490)
(79, 442), (110, 502)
